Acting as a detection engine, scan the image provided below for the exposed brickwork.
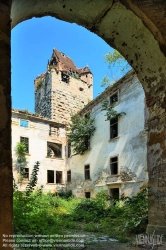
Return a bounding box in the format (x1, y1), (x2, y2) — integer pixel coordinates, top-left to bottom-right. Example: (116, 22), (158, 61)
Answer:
(35, 49), (93, 123)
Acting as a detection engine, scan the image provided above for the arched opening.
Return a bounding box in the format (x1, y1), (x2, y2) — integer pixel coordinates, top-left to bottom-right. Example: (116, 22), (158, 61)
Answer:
(1, 0), (166, 245)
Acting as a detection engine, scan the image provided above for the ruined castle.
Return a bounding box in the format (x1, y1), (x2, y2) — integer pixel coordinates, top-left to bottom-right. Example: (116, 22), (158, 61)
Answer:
(12, 48), (148, 198)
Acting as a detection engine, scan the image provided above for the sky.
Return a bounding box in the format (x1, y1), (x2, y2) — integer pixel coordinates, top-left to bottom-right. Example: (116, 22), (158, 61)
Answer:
(11, 16), (115, 113)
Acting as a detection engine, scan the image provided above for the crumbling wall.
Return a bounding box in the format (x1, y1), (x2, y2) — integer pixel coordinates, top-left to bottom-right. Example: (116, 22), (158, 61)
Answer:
(35, 69), (93, 123)
(67, 73), (148, 198)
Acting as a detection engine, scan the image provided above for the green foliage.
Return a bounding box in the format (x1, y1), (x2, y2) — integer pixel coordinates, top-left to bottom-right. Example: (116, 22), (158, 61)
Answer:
(13, 171), (148, 243)
(101, 99), (126, 121)
(67, 113), (96, 155)
(57, 189), (73, 199)
(26, 161), (40, 196)
(14, 142), (27, 163)
(101, 75), (115, 88)
(104, 49), (125, 67)
(73, 190), (109, 222)
(72, 73), (79, 79)
(101, 49), (131, 87)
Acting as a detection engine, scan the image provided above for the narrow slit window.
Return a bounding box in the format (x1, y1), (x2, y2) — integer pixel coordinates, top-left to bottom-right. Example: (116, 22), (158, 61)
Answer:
(110, 156), (118, 175)
(110, 118), (118, 139)
(67, 170), (71, 183)
(85, 164), (90, 180)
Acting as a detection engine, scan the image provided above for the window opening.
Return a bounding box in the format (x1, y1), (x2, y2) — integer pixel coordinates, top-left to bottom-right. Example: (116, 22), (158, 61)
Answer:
(67, 170), (71, 182)
(47, 142), (62, 158)
(110, 92), (118, 104)
(85, 192), (91, 198)
(110, 188), (119, 205)
(56, 171), (62, 184)
(67, 143), (71, 158)
(61, 72), (69, 83)
(110, 118), (118, 139)
(23, 168), (29, 179)
(49, 126), (59, 136)
(20, 119), (29, 128)
(47, 170), (54, 183)
(110, 156), (118, 175)
(20, 137), (29, 153)
(85, 164), (90, 180)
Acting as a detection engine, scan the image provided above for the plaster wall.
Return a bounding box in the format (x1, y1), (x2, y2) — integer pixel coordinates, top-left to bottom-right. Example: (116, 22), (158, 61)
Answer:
(12, 111), (67, 192)
(67, 73), (148, 198)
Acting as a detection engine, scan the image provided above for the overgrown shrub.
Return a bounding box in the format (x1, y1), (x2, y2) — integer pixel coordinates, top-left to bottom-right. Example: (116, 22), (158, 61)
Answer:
(57, 189), (73, 199)
(73, 190), (109, 222)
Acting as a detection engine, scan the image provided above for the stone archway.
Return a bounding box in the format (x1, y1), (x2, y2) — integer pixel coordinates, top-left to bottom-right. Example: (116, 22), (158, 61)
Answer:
(1, 0), (166, 246)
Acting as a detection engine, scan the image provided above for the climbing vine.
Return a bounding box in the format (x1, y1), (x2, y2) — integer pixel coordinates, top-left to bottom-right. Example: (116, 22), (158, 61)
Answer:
(67, 113), (96, 155)
(14, 142), (28, 181)
(101, 99), (126, 121)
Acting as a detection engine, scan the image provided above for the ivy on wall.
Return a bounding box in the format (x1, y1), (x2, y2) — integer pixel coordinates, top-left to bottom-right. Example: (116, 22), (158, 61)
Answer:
(67, 113), (96, 155)
(101, 99), (126, 120)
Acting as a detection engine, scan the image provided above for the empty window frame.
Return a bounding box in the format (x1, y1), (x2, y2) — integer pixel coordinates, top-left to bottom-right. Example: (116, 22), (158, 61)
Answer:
(110, 117), (118, 139)
(110, 91), (118, 105)
(47, 170), (63, 184)
(85, 192), (91, 198)
(110, 188), (119, 202)
(56, 171), (63, 184)
(47, 142), (62, 158)
(20, 137), (29, 153)
(85, 164), (90, 180)
(20, 119), (29, 128)
(110, 156), (118, 175)
(23, 168), (29, 179)
(67, 170), (71, 183)
(47, 170), (54, 183)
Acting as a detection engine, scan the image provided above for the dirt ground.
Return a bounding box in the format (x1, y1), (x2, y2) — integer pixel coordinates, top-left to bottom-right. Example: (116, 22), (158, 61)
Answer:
(81, 241), (166, 250)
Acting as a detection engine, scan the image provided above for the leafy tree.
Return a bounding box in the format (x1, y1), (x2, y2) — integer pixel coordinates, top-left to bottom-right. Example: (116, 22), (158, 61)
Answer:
(101, 99), (126, 121)
(14, 142), (27, 164)
(67, 113), (96, 155)
(101, 49), (131, 87)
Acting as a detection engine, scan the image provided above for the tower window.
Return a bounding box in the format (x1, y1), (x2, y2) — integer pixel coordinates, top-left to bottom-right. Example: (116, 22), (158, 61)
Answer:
(61, 72), (69, 83)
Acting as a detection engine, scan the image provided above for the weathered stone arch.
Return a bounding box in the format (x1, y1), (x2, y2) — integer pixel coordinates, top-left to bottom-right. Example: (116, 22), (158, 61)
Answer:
(1, 0), (166, 246)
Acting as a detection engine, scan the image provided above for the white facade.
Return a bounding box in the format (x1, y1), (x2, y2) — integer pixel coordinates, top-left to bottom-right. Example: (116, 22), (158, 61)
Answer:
(12, 71), (148, 198)
(12, 110), (67, 192)
(67, 71), (148, 198)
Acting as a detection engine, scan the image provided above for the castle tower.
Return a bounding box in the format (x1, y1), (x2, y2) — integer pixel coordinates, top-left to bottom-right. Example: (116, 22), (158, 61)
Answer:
(34, 48), (93, 124)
